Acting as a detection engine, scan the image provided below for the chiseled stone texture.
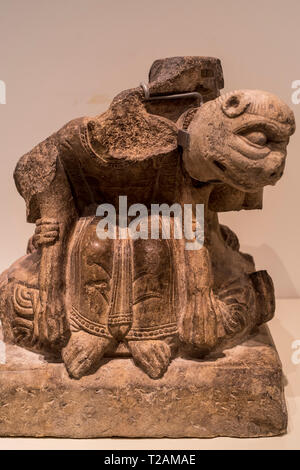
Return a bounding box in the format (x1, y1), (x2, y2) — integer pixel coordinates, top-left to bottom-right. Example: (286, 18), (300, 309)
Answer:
(0, 324), (286, 438)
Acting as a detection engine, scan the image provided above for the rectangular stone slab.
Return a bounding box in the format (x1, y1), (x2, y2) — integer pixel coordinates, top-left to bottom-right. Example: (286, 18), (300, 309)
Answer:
(0, 324), (287, 438)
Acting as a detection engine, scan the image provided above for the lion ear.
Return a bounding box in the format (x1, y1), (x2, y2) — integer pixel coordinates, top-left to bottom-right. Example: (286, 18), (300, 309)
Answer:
(221, 91), (251, 118)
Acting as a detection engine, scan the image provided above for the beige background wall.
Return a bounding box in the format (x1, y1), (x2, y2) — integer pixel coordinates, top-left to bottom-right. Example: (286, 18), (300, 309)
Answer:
(0, 0), (299, 297)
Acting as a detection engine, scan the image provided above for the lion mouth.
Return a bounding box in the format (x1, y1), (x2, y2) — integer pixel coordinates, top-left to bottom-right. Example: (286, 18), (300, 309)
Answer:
(210, 145), (286, 192)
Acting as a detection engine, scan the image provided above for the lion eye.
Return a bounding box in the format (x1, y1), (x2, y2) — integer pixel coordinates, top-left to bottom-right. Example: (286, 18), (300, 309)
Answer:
(243, 131), (267, 146)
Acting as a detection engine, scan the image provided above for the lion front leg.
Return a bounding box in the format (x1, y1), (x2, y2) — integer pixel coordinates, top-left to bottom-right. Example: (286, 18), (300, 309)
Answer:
(32, 161), (77, 350)
(32, 217), (67, 348)
(178, 246), (219, 354)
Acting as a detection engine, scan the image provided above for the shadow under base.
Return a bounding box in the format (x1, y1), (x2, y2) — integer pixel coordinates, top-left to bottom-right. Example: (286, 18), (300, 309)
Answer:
(0, 324), (287, 438)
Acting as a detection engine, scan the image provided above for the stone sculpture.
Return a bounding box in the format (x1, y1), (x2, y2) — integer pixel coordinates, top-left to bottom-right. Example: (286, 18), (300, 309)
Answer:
(0, 57), (295, 438)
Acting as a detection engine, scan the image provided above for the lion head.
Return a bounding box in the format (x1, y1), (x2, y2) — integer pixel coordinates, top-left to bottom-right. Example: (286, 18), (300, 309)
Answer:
(181, 90), (295, 192)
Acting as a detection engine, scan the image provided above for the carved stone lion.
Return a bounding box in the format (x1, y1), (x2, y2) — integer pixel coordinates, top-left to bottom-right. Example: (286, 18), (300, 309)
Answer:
(0, 57), (295, 379)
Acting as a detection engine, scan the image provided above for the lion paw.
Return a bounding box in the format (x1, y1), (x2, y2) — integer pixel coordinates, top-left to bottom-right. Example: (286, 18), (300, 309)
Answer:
(62, 330), (111, 379)
(128, 339), (172, 379)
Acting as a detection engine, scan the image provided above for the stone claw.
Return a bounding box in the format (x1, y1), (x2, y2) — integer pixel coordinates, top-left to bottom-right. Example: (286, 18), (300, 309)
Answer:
(128, 339), (172, 379)
(62, 331), (112, 379)
(33, 218), (60, 248)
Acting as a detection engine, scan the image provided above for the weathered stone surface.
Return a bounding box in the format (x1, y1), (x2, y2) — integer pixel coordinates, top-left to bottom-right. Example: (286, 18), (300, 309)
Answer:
(0, 56), (295, 438)
(0, 324), (287, 438)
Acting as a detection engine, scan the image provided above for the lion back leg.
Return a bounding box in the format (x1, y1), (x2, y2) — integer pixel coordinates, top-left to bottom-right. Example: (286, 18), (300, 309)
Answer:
(0, 250), (42, 351)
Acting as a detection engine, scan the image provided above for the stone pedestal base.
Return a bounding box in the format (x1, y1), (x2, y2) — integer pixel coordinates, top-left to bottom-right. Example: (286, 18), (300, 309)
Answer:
(0, 325), (287, 438)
